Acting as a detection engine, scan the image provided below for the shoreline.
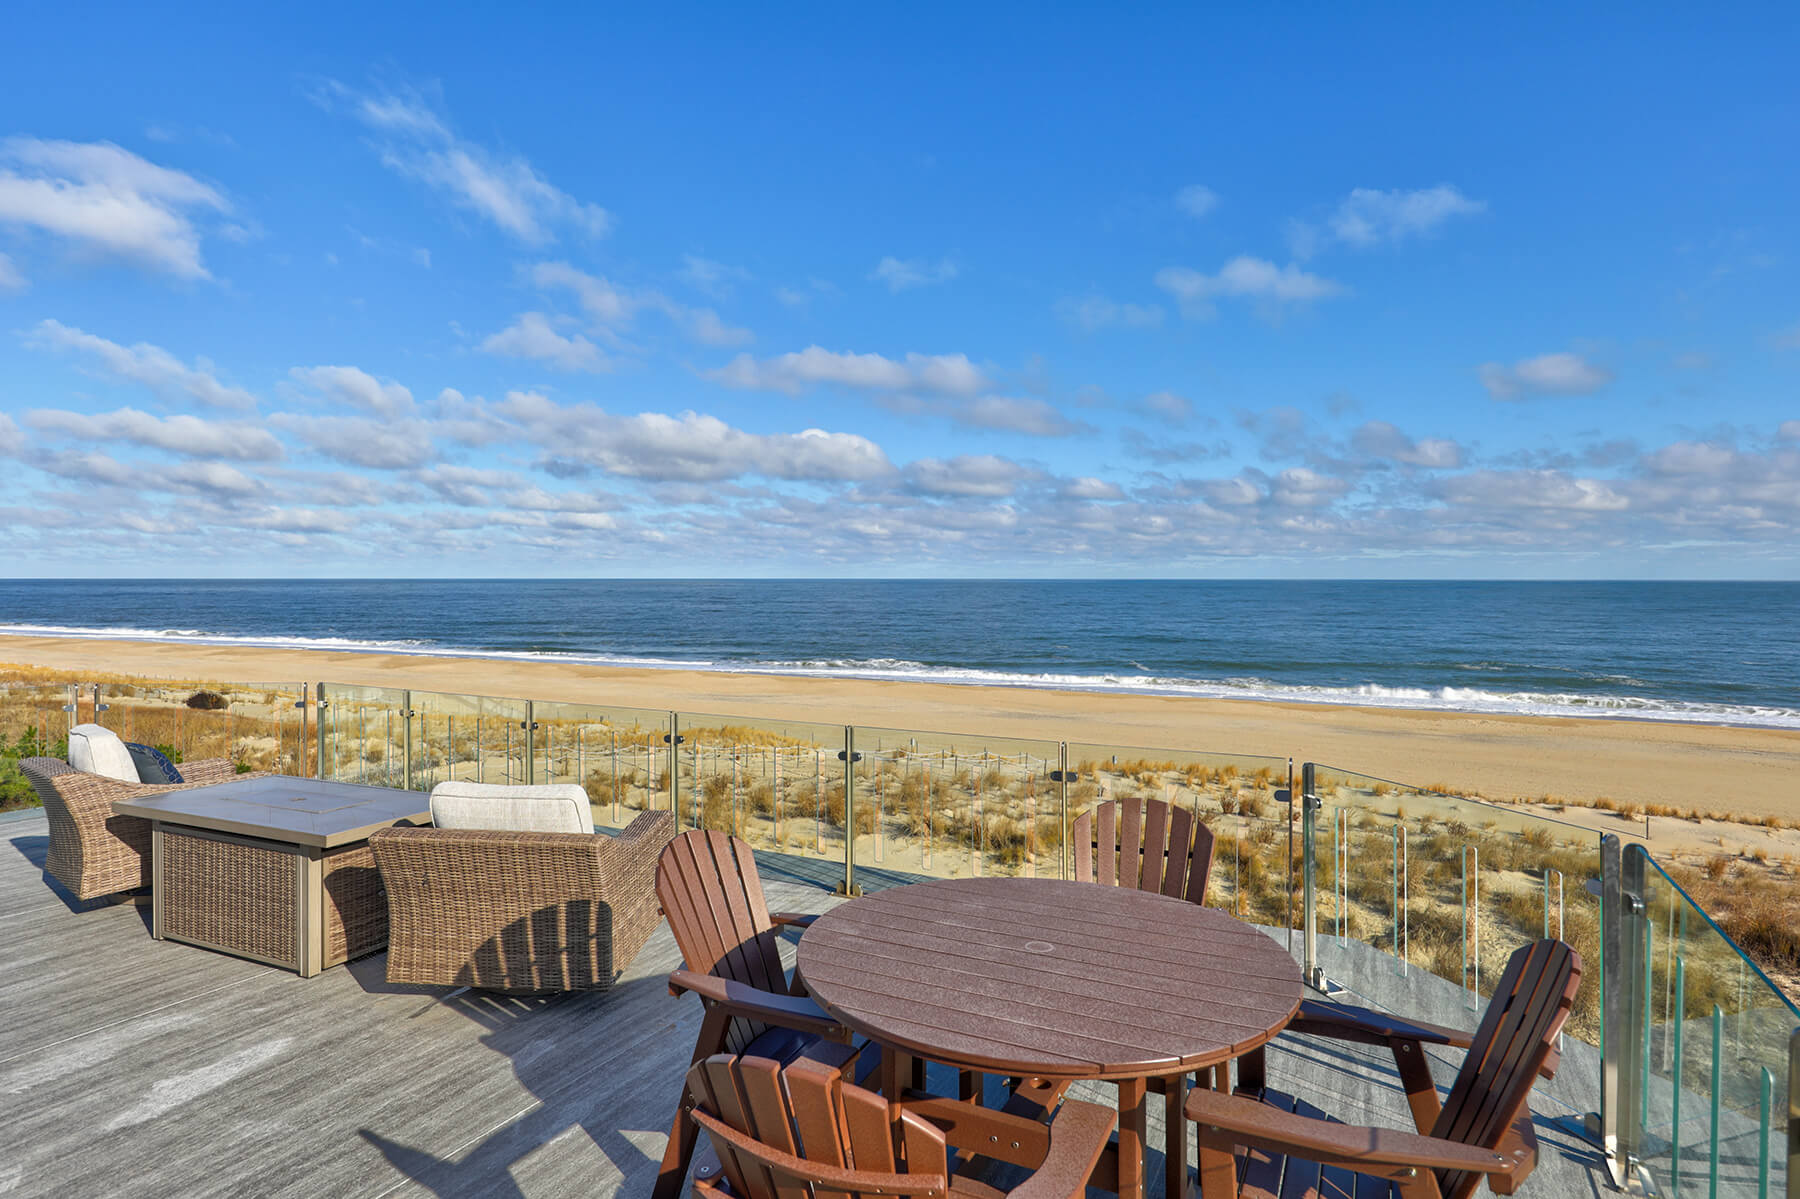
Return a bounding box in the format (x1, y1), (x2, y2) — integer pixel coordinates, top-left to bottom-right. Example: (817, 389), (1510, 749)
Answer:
(3, 632), (1800, 825)
(2, 626), (1793, 733)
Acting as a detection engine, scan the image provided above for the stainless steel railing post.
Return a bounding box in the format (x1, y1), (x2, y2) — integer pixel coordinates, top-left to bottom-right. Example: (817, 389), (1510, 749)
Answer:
(1302, 762), (1320, 989)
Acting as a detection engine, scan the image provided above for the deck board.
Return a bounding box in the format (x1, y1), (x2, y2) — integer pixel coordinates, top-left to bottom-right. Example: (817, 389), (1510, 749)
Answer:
(0, 808), (1604, 1198)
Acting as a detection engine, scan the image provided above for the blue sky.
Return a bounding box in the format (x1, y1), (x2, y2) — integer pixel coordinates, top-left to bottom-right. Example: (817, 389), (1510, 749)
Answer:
(1, 4), (1796, 578)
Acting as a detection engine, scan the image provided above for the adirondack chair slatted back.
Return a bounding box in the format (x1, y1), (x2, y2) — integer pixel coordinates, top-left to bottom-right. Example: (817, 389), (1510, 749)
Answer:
(1072, 796), (1213, 906)
(1431, 938), (1582, 1199)
(687, 1055), (951, 1199)
(657, 830), (791, 1054)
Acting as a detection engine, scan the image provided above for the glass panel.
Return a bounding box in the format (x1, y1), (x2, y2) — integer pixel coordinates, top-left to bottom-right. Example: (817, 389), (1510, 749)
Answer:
(1, 679), (77, 811)
(853, 726), (1062, 885)
(673, 710), (848, 879)
(1066, 742), (1294, 929)
(1634, 847), (1797, 1198)
(0, 679), (75, 760)
(1308, 766), (1603, 1048)
(95, 680), (306, 775)
(316, 683), (409, 787)
(404, 689), (533, 794)
(530, 699), (672, 831)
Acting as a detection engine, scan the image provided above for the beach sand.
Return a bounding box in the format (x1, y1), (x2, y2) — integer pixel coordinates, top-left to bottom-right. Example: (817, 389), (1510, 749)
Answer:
(4, 632), (1798, 832)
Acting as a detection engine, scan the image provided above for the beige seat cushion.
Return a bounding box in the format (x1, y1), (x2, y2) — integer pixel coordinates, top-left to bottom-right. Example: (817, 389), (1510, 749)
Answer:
(67, 723), (138, 783)
(428, 781), (593, 833)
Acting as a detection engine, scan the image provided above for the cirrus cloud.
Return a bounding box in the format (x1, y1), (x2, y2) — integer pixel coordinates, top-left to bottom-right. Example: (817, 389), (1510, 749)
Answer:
(0, 138), (231, 279)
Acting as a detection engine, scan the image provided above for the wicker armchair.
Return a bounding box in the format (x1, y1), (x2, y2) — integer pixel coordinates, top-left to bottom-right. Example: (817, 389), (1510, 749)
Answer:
(21, 756), (264, 902)
(369, 808), (675, 994)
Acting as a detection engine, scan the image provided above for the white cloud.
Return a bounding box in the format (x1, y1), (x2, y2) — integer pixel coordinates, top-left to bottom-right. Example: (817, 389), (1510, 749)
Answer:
(1431, 469), (1629, 512)
(0, 138), (230, 278)
(1479, 352), (1613, 400)
(1326, 185), (1485, 248)
(679, 254), (748, 297)
(686, 308), (754, 348)
(0, 251), (23, 291)
(288, 364), (416, 415)
(904, 454), (1031, 498)
(1141, 390), (1194, 423)
(1351, 420), (1463, 468)
(530, 261), (636, 324)
(1175, 184), (1218, 219)
(710, 346), (986, 396)
(324, 82), (609, 245)
(952, 396), (1088, 437)
(498, 391), (893, 483)
(1154, 257), (1346, 319)
(25, 320), (256, 409)
(1060, 476), (1125, 501)
(870, 256), (958, 292)
(1779, 420), (1800, 442)
(478, 312), (609, 373)
(0, 412), (23, 456)
(25, 407), (283, 461)
(269, 413), (435, 469)
(1057, 294), (1164, 331)
(165, 460), (263, 497)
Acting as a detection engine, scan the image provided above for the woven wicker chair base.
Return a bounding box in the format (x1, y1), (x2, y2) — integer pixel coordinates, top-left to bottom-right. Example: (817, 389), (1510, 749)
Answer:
(21, 757), (274, 902)
(370, 809), (674, 994)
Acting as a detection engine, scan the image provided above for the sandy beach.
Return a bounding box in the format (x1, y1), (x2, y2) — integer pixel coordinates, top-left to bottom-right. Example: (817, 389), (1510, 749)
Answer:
(5, 632), (1798, 827)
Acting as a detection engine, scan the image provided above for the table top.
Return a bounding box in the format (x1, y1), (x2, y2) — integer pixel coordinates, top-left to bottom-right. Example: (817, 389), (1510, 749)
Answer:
(796, 876), (1303, 1081)
(111, 776), (430, 849)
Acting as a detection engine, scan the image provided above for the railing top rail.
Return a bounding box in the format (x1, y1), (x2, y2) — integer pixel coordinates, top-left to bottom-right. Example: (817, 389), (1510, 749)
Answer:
(1305, 760), (1601, 838)
(1627, 840), (1800, 1021)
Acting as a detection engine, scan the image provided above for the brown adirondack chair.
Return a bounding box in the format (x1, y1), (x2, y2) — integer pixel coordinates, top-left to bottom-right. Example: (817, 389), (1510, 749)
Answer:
(1186, 938), (1582, 1199)
(1069, 795), (1217, 1179)
(653, 829), (873, 1199)
(1072, 795), (1214, 904)
(685, 1053), (1115, 1199)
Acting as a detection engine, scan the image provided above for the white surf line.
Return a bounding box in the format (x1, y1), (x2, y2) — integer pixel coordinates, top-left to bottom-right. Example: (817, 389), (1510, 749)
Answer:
(105, 1036), (294, 1130)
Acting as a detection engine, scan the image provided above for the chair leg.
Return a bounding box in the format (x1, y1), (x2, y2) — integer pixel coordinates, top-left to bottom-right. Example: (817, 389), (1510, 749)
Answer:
(653, 1087), (699, 1199)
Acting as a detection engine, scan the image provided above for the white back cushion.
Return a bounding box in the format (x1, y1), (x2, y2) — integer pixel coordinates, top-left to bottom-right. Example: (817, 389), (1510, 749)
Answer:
(429, 781), (592, 833)
(67, 724), (139, 783)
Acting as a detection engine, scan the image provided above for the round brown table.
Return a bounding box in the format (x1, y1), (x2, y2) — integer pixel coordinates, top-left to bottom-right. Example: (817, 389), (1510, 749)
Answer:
(797, 876), (1302, 1199)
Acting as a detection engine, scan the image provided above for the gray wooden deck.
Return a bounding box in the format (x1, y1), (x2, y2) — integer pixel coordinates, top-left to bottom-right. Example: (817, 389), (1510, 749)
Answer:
(0, 807), (1608, 1198)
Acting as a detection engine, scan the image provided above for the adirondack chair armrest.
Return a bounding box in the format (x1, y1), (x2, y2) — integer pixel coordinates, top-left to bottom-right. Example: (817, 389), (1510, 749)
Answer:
(768, 911), (817, 929)
(1007, 1098), (1116, 1199)
(898, 1094), (1112, 1192)
(667, 969), (851, 1042)
(1287, 999), (1475, 1049)
(1185, 1088), (1533, 1186)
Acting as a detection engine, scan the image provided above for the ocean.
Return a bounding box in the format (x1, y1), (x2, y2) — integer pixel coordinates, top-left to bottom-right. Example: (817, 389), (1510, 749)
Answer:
(0, 578), (1796, 730)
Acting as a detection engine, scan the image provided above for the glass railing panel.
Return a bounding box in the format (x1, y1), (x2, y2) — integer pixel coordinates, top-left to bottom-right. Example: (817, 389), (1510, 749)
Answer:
(850, 726), (1062, 884)
(1632, 847), (1797, 1198)
(95, 680), (306, 775)
(673, 711), (848, 873)
(0, 679), (75, 760)
(1066, 743), (1294, 929)
(317, 683), (410, 787)
(1308, 766), (1603, 1046)
(403, 689), (533, 793)
(530, 700), (672, 831)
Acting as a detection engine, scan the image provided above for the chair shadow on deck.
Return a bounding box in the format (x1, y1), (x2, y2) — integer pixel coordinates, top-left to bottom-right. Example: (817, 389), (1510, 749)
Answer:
(7, 832), (147, 923)
(352, 909), (678, 1196)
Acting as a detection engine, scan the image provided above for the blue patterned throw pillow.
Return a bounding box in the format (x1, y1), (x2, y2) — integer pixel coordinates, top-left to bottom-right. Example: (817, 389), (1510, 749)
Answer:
(126, 742), (184, 784)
